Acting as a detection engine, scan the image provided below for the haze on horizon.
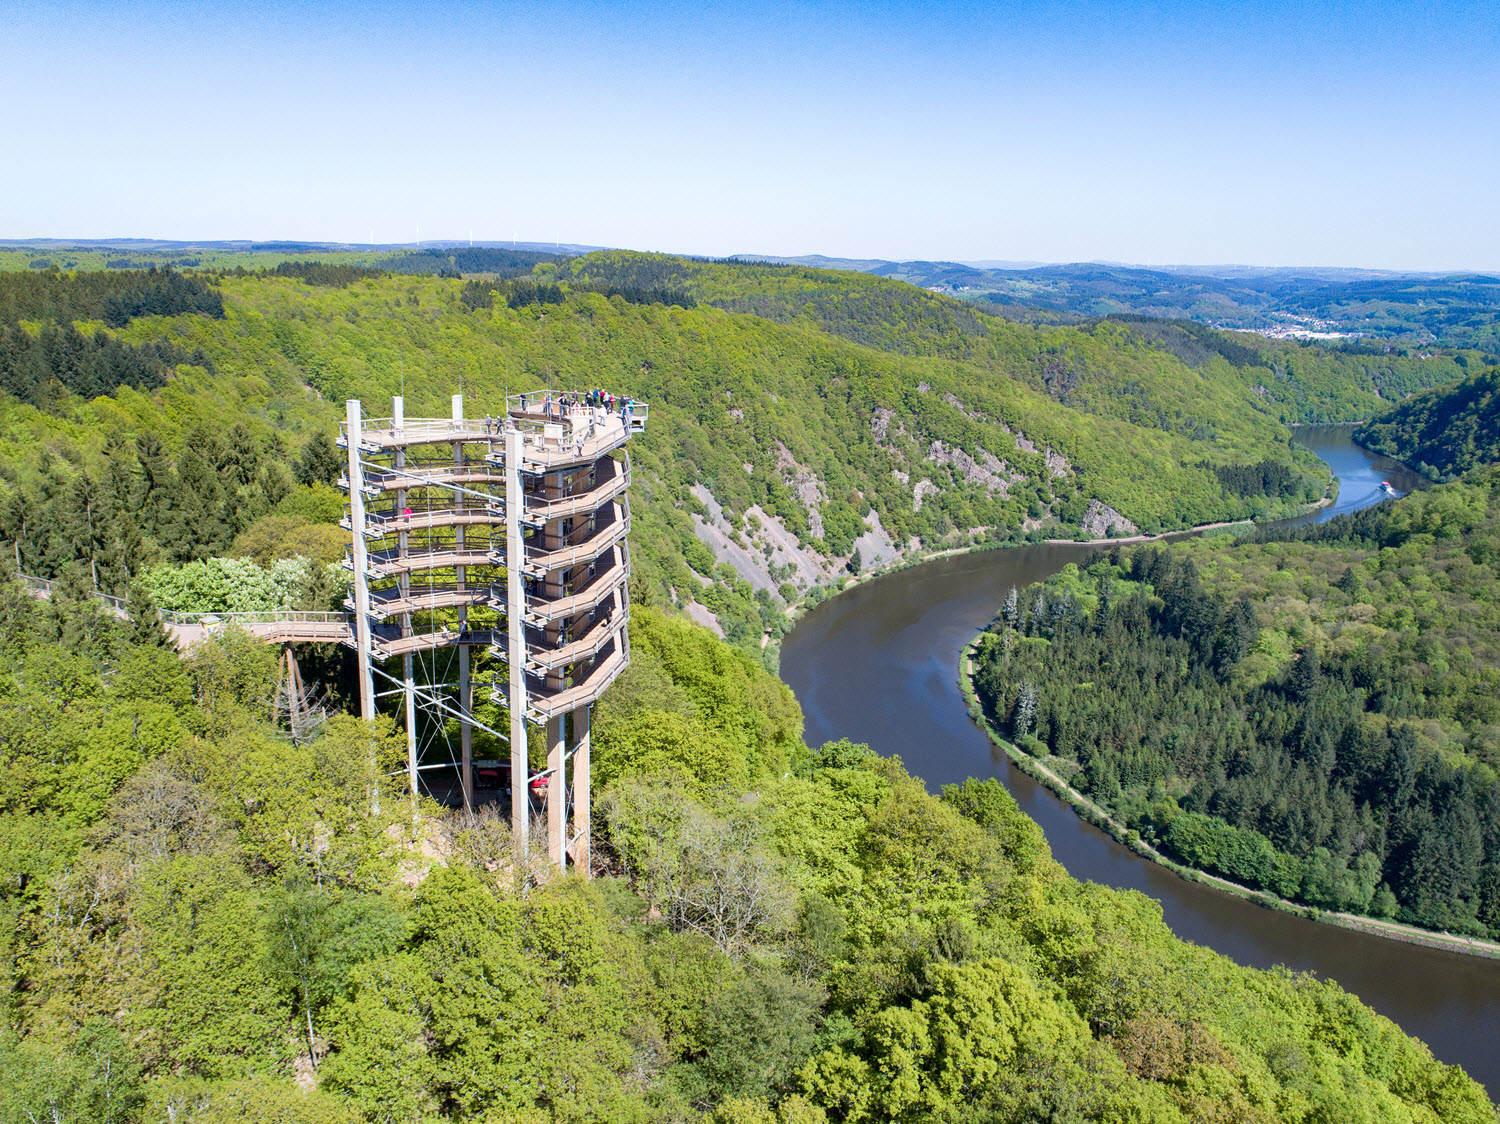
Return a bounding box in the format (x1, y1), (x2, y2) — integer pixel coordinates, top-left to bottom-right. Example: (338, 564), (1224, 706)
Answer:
(3, 0), (1498, 273)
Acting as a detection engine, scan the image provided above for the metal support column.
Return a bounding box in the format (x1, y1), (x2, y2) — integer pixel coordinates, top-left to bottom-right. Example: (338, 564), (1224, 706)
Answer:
(571, 705), (591, 875)
(403, 653), (418, 801)
(393, 396), (416, 797)
(345, 399), (376, 720)
(505, 426), (528, 855)
(451, 399), (473, 812)
(459, 646), (473, 812)
(546, 714), (565, 868)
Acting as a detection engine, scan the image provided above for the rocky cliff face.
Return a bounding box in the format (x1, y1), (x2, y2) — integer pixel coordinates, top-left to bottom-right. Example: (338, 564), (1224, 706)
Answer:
(1080, 499), (1137, 538)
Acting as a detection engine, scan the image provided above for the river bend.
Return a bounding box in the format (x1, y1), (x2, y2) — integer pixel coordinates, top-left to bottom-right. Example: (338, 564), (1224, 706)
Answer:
(781, 427), (1500, 1091)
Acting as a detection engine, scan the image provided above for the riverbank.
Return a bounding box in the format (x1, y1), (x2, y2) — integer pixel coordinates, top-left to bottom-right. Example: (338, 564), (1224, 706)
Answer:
(957, 634), (1500, 962)
(785, 495), (1336, 625)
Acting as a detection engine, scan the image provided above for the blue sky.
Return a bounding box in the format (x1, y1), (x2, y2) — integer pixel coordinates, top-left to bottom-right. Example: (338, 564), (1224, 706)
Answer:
(3, 0), (1498, 269)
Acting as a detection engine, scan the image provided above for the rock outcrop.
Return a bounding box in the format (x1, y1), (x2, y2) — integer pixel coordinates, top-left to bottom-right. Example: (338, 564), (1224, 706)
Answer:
(1080, 499), (1137, 538)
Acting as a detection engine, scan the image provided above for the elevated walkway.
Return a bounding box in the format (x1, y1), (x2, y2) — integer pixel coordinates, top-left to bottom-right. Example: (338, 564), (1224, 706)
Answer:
(343, 504), (505, 537)
(348, 584), (493, 622)
(348, 545), (503, 581)
(521, 550), (628, 623)
(158, 610), (355, 649)
(519, 453), (630, 527)
(340, 416), (501, 452)
(523, 641), (629, 721)
(520, 610), (624, 673)
(369, 625), (503, 660)
(340, 463), (508, 496)
(521, 501), (630, 577)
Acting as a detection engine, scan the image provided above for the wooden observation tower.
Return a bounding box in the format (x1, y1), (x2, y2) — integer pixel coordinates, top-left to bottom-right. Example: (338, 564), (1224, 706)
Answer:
(338, 390), (646, 872)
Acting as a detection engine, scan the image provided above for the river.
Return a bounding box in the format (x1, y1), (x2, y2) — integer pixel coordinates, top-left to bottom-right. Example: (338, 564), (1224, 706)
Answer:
(781, 426), (1500, 1091)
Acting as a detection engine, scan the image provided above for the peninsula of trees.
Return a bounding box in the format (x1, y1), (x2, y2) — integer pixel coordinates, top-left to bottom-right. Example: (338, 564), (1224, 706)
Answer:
(1355, 365), (1500, 481)
(973, 468), (1500, 936)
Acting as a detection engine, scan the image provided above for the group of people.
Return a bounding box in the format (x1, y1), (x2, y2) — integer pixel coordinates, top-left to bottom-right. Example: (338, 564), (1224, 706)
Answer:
(539, 390), (636, 423)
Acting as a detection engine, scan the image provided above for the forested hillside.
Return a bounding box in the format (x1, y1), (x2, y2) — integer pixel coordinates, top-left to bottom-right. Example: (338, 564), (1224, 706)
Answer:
(973, 467), (1500, 935)
(564, 253), (1473, 426)
(1, 251), (1497, 1118)
(0, 252), (1473, 670)
(1355, 365), (1500, 480)
(0, 256), (1323, 663)
(0, 579), (1490, 1122)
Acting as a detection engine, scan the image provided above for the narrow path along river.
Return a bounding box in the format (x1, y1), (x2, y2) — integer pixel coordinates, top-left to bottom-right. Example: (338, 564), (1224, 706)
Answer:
(781, 426), (1500, 1092)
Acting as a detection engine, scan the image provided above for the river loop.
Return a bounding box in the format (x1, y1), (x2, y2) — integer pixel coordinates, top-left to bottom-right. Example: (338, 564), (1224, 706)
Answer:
(781, 426), (1500, 1091)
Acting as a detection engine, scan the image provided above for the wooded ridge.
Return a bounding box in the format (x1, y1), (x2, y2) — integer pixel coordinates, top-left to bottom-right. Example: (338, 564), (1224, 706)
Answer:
(973, 468), (1500, 938)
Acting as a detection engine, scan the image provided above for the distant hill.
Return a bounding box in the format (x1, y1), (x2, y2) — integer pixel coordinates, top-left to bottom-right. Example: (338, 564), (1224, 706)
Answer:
(12, 241), (1499, 345)
(0, 236), (602, 255)
(735, 254), (1500, 346)
(1355, 365), (1500, 480)
(0, 240), (583, 276)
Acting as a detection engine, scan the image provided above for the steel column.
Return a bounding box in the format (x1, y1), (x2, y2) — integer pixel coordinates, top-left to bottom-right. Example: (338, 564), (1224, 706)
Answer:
(571, 705), (591, 874)
(404, 652), (418, 800)
(505, 426), (528, 855)
(546, 714), (565, 868)
(345, 399), (376, 720)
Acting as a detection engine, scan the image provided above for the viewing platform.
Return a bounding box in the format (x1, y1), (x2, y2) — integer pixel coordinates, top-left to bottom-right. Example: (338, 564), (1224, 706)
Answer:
(340, 416), (502, 452)
(337, 388), (647, 875)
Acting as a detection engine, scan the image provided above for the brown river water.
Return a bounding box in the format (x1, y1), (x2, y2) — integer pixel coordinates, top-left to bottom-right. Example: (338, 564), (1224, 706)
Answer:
(781, 427), (1500, 1092)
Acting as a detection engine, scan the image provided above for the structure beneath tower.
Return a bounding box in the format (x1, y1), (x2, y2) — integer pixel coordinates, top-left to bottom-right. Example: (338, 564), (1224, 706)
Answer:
(338, 390), (647, 873)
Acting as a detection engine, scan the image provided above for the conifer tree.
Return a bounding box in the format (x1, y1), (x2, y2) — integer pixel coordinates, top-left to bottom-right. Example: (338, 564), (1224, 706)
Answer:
(293, 432), (342, 488)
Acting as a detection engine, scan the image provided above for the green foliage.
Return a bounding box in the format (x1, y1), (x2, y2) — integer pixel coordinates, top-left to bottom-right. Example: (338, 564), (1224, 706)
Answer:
(0, 249), (1431, 659)
(0, 323), (213, 410)
(0, 1020), (143, 1124)
(973, 468), (1500, 934)
(595, 606), (803, 786)
(1356, 366), (1500, 480)
(0, 249), (1494, 1119)
(0, 570), (1489, 1119)
(136, 555), (345, 612)
(1, 248), (1473, 675)
(0, 265), (224, 328)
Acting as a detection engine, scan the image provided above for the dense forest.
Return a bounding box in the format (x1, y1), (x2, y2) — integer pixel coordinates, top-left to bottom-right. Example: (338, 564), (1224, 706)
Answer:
(0, 252), (1482, 674)
(1355, 365), (1500, 480)
(0, 253), (1375, 671)
(0, 578), (1490, 1122)
(0, 268), (220, 412)
(0, 413), (351, 592)
(562, 253), (1475, 425)
(972, 468), (1500, 934)
(0, 250), (1496, 1117)
(0, 266), (225, 327)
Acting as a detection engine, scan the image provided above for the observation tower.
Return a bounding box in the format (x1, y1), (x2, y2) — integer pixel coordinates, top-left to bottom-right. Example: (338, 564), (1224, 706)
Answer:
(338, 390), (646, 872)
